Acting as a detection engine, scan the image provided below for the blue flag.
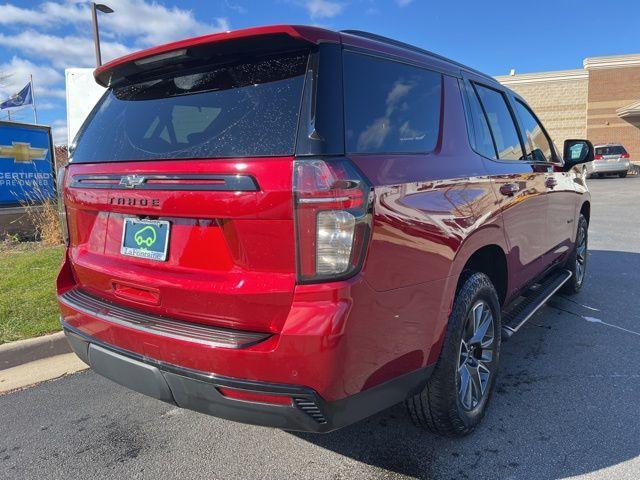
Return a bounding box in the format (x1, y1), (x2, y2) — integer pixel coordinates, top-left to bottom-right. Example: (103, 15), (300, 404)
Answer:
(0, 82), (33, 110)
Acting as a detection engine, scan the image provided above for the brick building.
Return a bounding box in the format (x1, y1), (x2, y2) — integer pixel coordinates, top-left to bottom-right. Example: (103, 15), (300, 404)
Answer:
(496, 53), (640, 162)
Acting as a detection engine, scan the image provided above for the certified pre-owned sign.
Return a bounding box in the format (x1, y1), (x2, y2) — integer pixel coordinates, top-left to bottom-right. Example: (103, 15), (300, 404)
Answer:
(0, 121), (55, 206)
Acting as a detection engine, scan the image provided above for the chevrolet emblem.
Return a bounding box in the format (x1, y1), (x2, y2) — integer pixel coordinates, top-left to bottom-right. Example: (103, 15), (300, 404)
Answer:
(0, 142), (48, 163)
(119, 174), (147, 188)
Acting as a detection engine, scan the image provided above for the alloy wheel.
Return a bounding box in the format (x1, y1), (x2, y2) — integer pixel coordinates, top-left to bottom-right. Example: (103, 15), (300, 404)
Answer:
(458, 300), (495, 411)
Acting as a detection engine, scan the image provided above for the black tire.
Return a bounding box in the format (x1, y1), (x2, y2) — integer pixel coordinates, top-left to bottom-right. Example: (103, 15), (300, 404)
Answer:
(619, 172), (628, 178)
(406, 272), (501, 437)
(561, 214), (588, 295)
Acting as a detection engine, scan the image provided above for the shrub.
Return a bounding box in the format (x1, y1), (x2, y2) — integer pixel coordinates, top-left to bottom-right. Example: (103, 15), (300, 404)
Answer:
(14, 180), (63, 245)
(21, 199), (62, 245)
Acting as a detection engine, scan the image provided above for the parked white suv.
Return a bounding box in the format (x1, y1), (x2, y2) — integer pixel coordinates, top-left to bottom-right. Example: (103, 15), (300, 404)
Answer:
(586, 143), (631, 178)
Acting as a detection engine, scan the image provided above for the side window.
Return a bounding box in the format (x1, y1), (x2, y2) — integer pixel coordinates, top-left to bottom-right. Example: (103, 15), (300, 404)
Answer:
(462, 81), (497, 159)
(513, 99), (554, 163)
(343, 52), (442, 154)
(473, 83), (524, 161)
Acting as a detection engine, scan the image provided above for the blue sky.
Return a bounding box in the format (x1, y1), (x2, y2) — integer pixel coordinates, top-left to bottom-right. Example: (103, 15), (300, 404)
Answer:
(0, 0), (639, 144)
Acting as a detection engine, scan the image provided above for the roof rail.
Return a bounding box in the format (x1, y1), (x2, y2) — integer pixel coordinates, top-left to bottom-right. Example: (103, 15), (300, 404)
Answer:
(340, 29), (494, 81)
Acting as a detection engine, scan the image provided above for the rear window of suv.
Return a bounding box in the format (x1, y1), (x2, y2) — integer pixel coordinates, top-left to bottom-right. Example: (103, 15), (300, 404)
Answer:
(343, 52), (442, 154)
(595, 146), (627, 155)
(70, 51), (309, 162)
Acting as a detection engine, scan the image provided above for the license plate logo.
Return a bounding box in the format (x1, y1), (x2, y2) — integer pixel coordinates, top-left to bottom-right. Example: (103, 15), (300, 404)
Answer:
(121, 218), (170, 261)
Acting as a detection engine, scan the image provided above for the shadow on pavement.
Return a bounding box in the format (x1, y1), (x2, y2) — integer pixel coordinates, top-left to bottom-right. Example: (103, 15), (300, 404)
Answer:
(291, 249), (640, 479)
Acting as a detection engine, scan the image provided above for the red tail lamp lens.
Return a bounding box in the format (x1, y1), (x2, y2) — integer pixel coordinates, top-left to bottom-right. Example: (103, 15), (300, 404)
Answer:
(293, 158), (372, 283)
(218, 387), (292, 406)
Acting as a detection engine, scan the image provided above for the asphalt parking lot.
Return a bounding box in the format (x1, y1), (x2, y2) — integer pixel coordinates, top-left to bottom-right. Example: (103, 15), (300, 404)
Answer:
(1, 176), (639, 480)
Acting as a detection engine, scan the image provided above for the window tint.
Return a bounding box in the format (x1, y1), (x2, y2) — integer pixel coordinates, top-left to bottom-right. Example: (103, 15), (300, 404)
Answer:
(595, 146), (626, 155)
(473, 84), (523, 161)
(463, 81), (496, 159)
(343, 52), (441, 154)
(513, 99), (554, 162)
(71, 52), (308, 162)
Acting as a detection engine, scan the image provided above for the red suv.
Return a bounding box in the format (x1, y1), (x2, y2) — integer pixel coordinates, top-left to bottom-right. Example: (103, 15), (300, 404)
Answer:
(57, 26), (593, 436)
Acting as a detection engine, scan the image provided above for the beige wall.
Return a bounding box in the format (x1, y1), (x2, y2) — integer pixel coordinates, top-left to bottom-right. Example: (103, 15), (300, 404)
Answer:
(496, 55), (640, 163)
(496, 73), (588, 151)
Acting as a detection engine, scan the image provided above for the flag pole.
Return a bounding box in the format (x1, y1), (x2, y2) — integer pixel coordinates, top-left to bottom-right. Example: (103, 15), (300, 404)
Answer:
(30, 74), (38, 124)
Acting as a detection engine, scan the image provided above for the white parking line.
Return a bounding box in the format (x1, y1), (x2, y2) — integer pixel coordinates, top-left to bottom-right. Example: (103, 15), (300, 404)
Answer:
(582, 316), (640, 337)
(558, 295), (600, 312)
(548, 301), (640, 337)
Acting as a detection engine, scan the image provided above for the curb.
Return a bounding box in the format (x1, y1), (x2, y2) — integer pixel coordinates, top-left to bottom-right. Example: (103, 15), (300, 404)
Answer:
(0, 331), (71, 370)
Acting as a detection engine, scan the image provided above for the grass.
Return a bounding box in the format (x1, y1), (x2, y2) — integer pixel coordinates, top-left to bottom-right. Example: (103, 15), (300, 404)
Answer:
(0, 242), (65, 344)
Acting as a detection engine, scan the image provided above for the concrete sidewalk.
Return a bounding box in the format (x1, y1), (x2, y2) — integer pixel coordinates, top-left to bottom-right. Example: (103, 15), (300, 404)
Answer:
(0, 353), (87, 394)
(0, 330), (85, 394)
(0, 331), (70, 370)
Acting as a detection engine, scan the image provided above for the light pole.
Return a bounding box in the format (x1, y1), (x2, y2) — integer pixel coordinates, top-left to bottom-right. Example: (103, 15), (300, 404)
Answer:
(91, 3), (114, 67)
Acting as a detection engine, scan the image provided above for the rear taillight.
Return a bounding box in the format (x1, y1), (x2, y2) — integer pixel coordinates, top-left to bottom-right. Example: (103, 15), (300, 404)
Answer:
(621, 153), (630, 159)
(56, 166), (69, 245)
(594, 154), (603, 160)
(293, 158), (373, 283)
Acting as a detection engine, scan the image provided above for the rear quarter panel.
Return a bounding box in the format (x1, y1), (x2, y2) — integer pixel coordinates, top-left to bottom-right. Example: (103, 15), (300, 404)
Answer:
(347, 75), (507, 382)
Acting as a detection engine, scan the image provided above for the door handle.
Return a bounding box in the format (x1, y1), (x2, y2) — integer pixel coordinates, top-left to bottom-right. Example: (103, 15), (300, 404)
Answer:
(545, 178), (558, 189)
(499, 183), (520, 196)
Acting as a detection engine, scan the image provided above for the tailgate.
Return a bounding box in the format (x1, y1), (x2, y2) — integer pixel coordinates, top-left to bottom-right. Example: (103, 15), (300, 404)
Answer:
(64, 158), (295, 333)
(61, 44), (313, 334)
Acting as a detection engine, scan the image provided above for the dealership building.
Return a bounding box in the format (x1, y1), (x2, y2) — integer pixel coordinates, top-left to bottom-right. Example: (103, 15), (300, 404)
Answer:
(496, 53), (640, 162)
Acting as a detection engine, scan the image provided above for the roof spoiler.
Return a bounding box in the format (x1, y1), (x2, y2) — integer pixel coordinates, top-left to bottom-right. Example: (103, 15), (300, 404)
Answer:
(94, 25), (339, 88)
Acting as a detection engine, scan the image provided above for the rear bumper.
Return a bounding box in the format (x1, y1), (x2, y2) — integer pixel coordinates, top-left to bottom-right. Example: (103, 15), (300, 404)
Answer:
(587, 161), (630, 174)
(63, 322), (432, 433)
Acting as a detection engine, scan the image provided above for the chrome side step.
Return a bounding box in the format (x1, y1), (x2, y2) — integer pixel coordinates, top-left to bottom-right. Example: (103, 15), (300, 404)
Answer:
(501, 269), (572, 340)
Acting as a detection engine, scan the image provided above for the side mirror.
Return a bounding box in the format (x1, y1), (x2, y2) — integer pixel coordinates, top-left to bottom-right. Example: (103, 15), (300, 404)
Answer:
(563, 139), (594, 170)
